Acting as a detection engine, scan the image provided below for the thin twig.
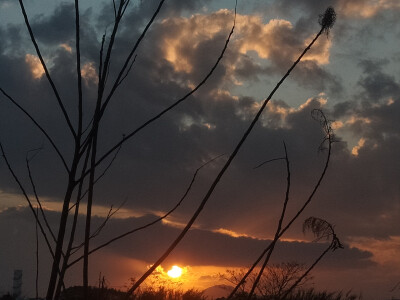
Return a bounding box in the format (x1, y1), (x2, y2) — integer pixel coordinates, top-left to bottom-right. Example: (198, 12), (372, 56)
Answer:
(75, 0), (83, 139)
(26, 149), (56, 243)
(247, 142), (291, 299)
(99, 0), (165, 117)
(0, 87), (69, 172)
(70, 199), (127, 255)
(117, 54), (137, 87)
(254, 157), (286, 169)
(0, 142), (55, 257)
(35, 206), (39, 300)
(18, 0), (76, 138)
(112, 0), (117, 20)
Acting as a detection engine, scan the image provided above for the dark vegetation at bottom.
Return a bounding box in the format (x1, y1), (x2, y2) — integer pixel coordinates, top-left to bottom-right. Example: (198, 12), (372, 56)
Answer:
(7, 286), (359, 300)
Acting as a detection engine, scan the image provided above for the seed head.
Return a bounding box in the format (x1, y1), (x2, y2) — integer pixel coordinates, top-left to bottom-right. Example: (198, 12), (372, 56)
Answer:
(318, 6), (336, 35)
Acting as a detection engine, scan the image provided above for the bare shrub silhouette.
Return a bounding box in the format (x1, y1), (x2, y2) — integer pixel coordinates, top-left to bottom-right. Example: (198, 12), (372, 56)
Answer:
(222, 262), (311, 299)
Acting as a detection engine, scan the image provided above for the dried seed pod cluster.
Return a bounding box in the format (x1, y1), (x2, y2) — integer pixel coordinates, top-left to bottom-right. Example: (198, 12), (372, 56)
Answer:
(319, 6), (337, 35)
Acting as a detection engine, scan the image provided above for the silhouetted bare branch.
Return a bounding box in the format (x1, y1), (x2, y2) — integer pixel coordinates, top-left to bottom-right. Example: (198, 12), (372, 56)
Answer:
(35, 206), (39, 300)
(54, 142), (92, 300)
(0, 87), (69, 171)
(26, 147), (56, 243)
(75, 0), (83, 139)
(247, 142), (291, 299)
(18, 0), (76, 137)
(254, 157), (286, 169)
(69, 199), (127, 255)
(0, 142), (55, 257)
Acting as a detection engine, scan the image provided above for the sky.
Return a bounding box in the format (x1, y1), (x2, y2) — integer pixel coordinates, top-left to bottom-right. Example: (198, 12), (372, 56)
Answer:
(0, 0), (399, 299)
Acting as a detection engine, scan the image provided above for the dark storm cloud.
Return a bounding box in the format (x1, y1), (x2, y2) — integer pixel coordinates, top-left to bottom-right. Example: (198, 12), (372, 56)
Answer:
(0, 24), (23, 55)
(234, 55), (266, 82)
(292, 61), (343, 96)
(357, 59), (400, 103)
(333, 59), (400, 143)
(332, 101), (354, 118)
(30, 3), (76, 45)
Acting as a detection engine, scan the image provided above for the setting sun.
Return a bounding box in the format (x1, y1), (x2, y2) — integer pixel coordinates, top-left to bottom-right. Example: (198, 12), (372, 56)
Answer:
(167, 265), (183, 278)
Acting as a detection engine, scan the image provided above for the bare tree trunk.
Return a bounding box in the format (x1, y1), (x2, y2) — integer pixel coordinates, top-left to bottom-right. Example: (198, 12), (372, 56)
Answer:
(36, 206), (39, 300)
(46, 177), (76, 300)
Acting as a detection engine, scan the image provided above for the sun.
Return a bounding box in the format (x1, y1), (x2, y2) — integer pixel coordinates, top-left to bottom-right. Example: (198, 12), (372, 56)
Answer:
(167, 265), (183, 278)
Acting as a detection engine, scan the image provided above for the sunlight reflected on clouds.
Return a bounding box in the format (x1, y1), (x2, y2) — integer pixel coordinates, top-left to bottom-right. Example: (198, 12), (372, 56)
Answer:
(25, 54), (45, 79)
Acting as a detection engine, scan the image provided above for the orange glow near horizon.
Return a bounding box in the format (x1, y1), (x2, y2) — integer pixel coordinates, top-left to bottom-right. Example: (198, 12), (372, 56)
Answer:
(141, 264), (228, 291)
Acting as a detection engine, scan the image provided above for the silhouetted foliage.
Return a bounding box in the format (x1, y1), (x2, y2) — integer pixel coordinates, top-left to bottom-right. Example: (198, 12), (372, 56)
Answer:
(222, 263), (310, 299)
(58, 286), (205, 300)
(60, 285), (126, 300)
(218, 287), (361, 300)
(0, 293), (15, 300)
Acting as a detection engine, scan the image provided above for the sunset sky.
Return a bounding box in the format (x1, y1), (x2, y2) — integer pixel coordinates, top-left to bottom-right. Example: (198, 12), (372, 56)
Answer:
(0, 0), (399, 299)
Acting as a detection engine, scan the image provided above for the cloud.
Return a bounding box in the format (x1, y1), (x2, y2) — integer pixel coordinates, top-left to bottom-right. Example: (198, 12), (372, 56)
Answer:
(338, 0), (400, 18)
(59, 43), (72, 53)
(0, 1), (14, 9)
(81, 62), (97, 85)
(25, 54), (45, 79)
(351, 137), (366, 156)
(30, 3), (76, 45)
(145, 8), (338, 93)
(348, 236), (400, 266)
(357, 59), (400, 103)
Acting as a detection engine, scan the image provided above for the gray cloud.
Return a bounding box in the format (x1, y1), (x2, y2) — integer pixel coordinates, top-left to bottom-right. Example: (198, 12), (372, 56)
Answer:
(357, 59), (400, 103)
(30, 3), (76, 45)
